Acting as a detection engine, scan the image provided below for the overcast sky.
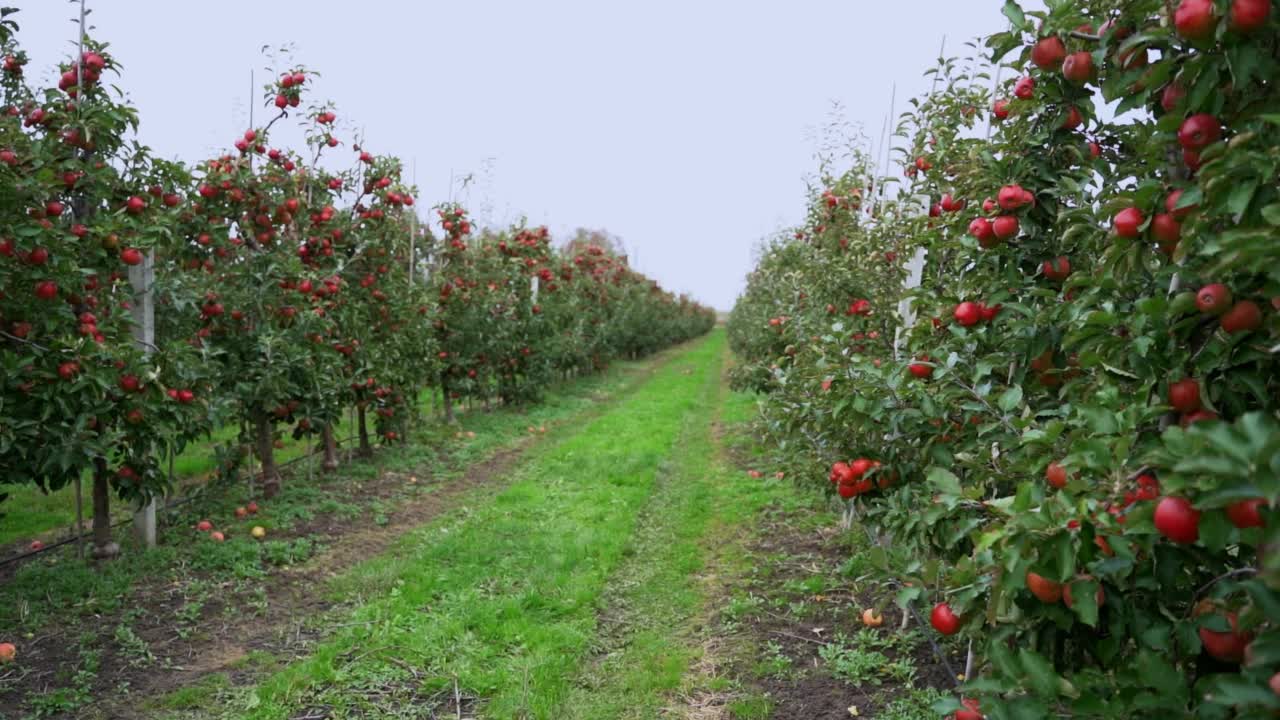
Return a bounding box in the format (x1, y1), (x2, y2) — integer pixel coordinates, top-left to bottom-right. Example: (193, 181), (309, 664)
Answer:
(12, 1), (1032, 310)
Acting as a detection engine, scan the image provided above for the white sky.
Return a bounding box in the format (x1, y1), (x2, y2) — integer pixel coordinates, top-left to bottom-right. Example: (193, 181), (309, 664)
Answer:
(11, 1), (1032, 310)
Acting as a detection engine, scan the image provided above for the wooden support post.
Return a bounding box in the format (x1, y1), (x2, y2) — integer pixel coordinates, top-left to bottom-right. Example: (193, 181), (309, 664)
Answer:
(129, 252), (157, 547)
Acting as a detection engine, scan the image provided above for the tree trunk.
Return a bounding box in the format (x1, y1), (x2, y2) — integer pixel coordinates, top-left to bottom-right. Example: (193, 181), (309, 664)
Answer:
(357, 403), (373, 458)
(256, 414), (281, 498)
(91, 458), (119, 559)
(321, 424), (339, 471)
(441, 375), (454, 423)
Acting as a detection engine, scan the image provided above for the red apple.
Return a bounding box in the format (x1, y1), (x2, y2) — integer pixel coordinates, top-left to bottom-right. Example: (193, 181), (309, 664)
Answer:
(1166, 189), (1197, 219)
(1031, 36), (1067, 69)
(1175, 0), (1218, 41)
(1178, 114), (1222, 151)
(1168, 378), (1201, 413)
(1229, 0), (1270, 32)
(1220, 301), (1262, 334)
(998, 185), (1029, 211)
(1151, 214), (1181, 251)
(1226, 499), (1265, 529)
(1062, 51), (1094, 84)
(1161, 83), (1187, 112)
(930, 602), (961, 635)
(1026, 571), (1063, 603)
(954, 302), (982, 327)
(1114, 207), (1145, 238)
(1014, 76), (1035, 99)
(1200, 612), (1252, 663)
(1154, 496), (1200, 543)
(1042, 256), (1071, 282)
(1196, 284), (1233, 315)
(955, 698), (982, 720)
(1045, 462), (1069, 490)
(992, 215), (1019, 239)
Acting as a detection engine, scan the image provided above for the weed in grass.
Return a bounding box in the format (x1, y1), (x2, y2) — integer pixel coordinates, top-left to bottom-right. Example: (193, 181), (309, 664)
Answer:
(722, 592), (765, 626)
(148, 673), (232, 711)
(816, 631), (922, 688)
(29, 644), (99, 717)
(114, 623), (157, 667)
(819, 638), (890, 686)
(878, 687), (949, 720)
(754, 640), (796, 679)
(727, 694), (773, 719)
(260, 537), (318, 566)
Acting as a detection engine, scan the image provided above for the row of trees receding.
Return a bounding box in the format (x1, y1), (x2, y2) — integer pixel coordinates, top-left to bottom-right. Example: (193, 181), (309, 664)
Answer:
(0, 10), (714, 558)
(730, 0), (1279, 716)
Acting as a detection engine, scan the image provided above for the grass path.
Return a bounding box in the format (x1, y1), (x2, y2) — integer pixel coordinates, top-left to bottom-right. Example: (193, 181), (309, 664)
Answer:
(184, 328), (789, 720)
(196, 330), (724, 718)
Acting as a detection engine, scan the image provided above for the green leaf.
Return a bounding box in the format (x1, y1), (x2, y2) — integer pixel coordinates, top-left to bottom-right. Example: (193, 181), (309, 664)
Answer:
(1261, 204), (1280, 226)
(928, 467), (963, 497)
(1069, 577), (1100, 627)
(1227, 180), (1258, 219)
(998, 386), (1023, 412)
(1001, 0), (1026, 29)
(1018, 648), (1064, 697)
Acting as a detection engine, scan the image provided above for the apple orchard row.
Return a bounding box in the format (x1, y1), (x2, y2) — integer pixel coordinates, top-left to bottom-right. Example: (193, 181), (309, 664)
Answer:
(730, 0), (1277, 718)
(0, 17), (714, 557)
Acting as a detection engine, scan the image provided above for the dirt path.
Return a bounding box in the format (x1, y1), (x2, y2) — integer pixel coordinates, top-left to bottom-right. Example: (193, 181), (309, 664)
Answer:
(666, 366), (963, 720)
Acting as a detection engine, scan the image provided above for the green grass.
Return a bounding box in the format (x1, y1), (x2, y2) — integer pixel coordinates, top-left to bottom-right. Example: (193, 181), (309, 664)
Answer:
(560, 332), (783, 718)
(177, 329), (783, 720)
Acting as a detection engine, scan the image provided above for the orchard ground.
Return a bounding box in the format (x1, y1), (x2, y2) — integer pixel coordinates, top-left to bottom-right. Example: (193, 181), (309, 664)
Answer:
(0, 330), (957, 719)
